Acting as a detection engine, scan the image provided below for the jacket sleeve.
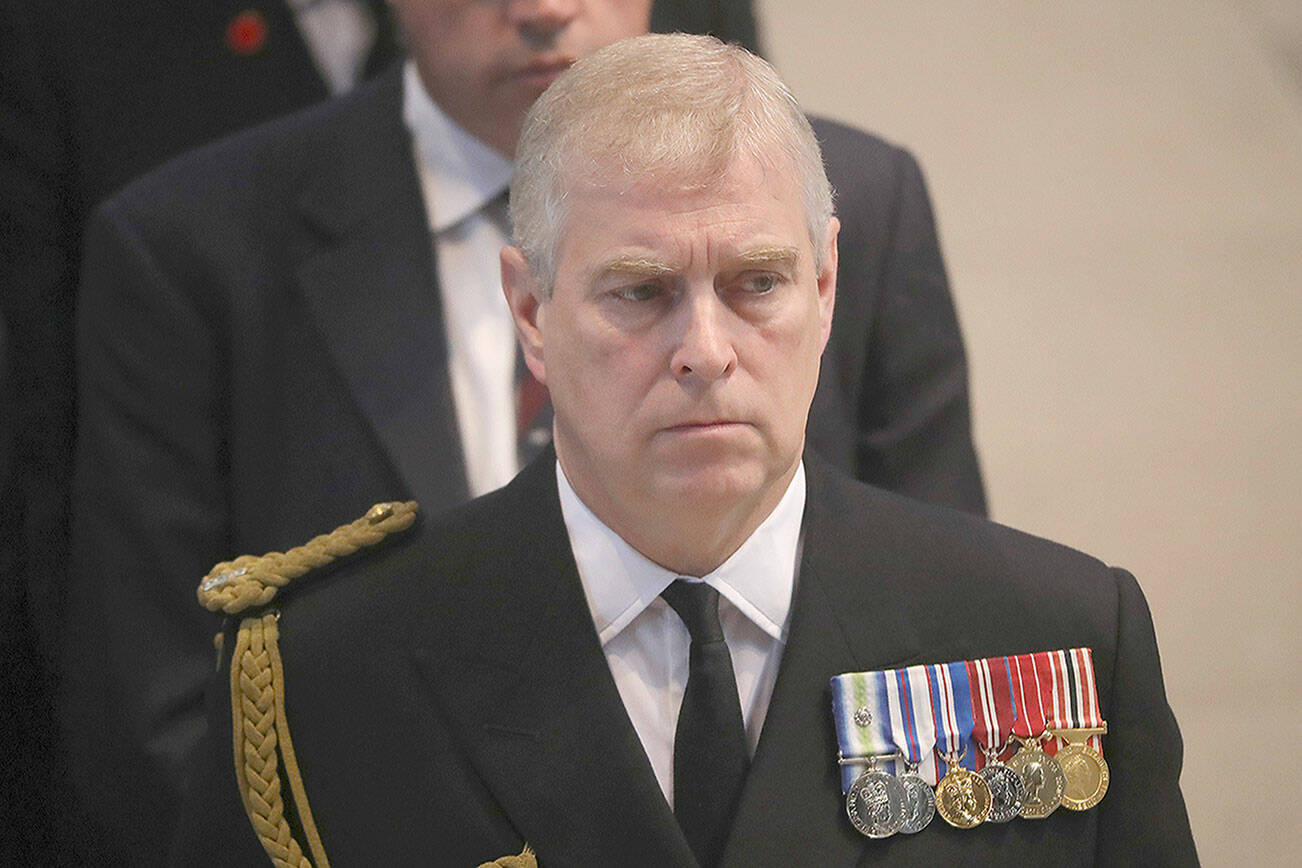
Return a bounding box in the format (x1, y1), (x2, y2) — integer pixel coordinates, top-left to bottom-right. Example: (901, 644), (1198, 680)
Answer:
(1096, 568), (1199, 864)
(60, 200), (230, 860)
(852, 145), (987, 515)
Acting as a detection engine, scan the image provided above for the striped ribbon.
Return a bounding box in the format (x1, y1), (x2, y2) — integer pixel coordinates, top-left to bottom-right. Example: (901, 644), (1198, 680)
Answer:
(926, 661), (978, 776)
(1038, 647), (1104, 755)
(830, 669), (896, 792)
(885, 665), (940, 785)
(1010, 652), (1050, 744)
(832, 649), (1102, 787)
(966, 655), (1019, 768)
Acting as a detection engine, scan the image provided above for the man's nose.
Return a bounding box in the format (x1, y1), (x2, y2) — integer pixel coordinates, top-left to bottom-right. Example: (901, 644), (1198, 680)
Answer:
(671, 295), (737, 384)
(505, 0), (580, 41)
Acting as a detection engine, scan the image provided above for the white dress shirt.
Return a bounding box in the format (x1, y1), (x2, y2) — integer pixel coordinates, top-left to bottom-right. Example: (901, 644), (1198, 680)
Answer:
(557, 460), (806, 807)
(286, 0), (377, 95)
(402, 62), (519, 497)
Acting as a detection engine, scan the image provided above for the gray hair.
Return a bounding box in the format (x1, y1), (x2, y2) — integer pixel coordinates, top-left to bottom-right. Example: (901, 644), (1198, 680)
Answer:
(509, 33), (835, 295)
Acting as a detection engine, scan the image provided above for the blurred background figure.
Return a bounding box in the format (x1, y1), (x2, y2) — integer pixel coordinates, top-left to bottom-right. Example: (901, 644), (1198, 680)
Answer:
(0, 1), (758, 863)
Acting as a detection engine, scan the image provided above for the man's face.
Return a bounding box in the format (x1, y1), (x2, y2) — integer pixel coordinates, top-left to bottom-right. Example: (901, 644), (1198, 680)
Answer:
(506, 153), (838, 550)
(389, 0), (653, 156)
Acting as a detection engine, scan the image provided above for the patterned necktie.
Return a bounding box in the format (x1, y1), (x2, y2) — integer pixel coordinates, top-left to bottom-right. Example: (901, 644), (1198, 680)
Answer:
(515, 350), (551, 466)
(660, 580), (749, 868)
(484, 188), (552, 467)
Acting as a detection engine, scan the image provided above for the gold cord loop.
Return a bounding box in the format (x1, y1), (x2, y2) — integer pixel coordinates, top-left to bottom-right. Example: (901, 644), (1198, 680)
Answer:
(198, 501), (418, 614)
(210, 501), (418, 867)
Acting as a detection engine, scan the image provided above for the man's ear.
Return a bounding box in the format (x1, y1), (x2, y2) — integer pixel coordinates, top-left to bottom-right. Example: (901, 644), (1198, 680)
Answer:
(816, 217), (839, 352)
(501, 246), (548, 384)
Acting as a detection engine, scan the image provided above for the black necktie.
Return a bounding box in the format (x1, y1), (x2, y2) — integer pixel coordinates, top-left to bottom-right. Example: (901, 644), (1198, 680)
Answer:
(660, 580), (749, 868)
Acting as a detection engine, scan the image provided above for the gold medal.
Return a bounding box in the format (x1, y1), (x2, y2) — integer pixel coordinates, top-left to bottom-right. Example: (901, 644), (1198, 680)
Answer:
(934, 752), (992, 828)
(1049, 725), (1109, 810)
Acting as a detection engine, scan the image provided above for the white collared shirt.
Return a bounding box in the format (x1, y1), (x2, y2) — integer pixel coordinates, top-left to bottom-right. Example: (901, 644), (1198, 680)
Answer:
(557, 461), (806, 807)
(402, 62), (518, 497)
(285, 0), (377, 95)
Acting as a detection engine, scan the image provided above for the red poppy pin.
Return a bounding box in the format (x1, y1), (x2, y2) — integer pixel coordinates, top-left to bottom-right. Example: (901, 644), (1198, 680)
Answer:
(225, 9), (269, 56)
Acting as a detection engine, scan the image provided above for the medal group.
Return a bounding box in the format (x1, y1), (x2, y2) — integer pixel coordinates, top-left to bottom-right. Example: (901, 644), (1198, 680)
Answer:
(830, 648), (1108, 839)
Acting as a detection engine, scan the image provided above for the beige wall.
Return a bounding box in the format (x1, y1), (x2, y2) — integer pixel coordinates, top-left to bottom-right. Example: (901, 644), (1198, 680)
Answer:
(757, 1), (1302, 863)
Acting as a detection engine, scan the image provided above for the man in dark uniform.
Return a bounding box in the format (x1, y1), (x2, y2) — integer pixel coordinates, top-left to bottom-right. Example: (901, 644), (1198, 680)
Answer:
(61, 1), (980, 862)
(173, 34), (1194, 866)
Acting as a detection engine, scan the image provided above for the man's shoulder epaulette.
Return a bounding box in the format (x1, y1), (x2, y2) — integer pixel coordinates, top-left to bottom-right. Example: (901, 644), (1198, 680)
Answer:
(199, 501), (417, 868)
(196, 501), (419, 616)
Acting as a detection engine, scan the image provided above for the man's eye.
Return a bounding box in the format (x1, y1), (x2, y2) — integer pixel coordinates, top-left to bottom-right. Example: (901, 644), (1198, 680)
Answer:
(614, 283), (663, 302)
(740, 273), (779, 294)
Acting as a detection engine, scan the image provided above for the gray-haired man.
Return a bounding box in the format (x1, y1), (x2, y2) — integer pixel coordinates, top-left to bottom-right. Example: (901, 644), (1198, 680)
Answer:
(172, 34), (1194, 867)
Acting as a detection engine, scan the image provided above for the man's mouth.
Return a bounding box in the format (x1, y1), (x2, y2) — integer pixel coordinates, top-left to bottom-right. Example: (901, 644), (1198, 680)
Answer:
(511, 57), (575, 89)
(662, 420), (748, 434)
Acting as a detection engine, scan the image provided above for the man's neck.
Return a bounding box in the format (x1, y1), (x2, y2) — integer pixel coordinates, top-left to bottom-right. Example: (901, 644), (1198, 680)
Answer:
(557, 456), (802, 578)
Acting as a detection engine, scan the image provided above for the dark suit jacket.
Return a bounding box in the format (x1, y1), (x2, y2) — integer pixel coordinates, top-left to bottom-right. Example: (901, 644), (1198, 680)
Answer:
(172, 452), (1194, 865)
(0, 3), (397, 861)
(63, 62), (982, 860)
(4, 5), (754, 859)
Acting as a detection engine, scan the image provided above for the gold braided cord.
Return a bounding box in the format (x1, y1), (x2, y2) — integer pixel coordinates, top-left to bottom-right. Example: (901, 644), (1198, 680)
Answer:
(231, 614), (314, 868)
(199, 501), (418, 615)
(268, 618), (329, 867)
(210, 502), (417, 866)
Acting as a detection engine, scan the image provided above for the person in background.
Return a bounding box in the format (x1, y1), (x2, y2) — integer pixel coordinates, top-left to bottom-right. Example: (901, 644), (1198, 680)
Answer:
(0, 0), (755, 862)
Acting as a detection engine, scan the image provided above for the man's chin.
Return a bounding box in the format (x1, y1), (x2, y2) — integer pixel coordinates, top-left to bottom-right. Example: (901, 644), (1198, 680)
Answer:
(647, 461), (773, 511)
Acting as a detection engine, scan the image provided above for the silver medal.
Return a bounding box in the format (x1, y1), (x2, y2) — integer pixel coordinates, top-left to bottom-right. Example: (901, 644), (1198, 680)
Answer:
(845, 769), (907, 838)
(979, 761), (1028, 823)
(896, 770), (936, 834)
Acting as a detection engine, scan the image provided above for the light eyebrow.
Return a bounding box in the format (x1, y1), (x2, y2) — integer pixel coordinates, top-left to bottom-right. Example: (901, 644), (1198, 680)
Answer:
(735, 246), (800, 268)
(597, 257), (677, 280)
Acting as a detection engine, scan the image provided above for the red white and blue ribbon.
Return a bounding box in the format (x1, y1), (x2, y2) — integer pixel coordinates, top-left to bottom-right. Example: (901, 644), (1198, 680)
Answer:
(833, 649), (1102, 787)
(926, 661), (978, 776)
(885, 664), (940, 785)
(966, 655), (1019, 768)
(830, 669), (897, 792)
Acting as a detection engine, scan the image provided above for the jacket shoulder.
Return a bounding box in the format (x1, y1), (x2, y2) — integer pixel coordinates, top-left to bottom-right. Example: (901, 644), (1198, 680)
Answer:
(100, 66), (405, 219)
(806, 455), (1128, 641)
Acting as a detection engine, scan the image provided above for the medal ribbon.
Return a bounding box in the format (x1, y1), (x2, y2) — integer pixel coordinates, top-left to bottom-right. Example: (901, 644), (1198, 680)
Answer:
(926, 661), (977, 775)
(1010, 652), (1049, 743)
(830, 670), (896, 792)
(965, 655), (1019, 768)
(1039, 647), (1104, 755)
(885, 665), (940, 784)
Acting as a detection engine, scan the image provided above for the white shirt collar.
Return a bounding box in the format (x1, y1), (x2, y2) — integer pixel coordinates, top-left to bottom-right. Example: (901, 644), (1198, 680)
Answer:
(557, 460), (806, 647)
(401, 60), (513, 233)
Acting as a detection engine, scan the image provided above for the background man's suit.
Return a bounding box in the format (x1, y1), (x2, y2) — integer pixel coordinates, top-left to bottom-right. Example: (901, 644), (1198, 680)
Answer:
(0, 3), (398, 859)
(1, 2), (755, 860)
(173, 451), (1194, 865)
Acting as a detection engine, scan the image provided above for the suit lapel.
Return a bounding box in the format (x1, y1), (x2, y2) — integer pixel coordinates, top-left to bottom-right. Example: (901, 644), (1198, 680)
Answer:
(292, 69), (468, 512)
(724, 455), (926, 866)
(409, 457), (694, 867)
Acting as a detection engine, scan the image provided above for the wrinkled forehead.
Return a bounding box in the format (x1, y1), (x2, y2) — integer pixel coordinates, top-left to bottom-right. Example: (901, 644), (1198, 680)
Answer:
(549, 151), (817, 286)
(557, 142), (803, 220)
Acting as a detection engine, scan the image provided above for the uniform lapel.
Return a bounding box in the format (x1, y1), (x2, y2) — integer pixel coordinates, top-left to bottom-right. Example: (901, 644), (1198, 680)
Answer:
(723, 454), (926, 866)
(409, 456), (695, 867)
(292, 69), (468, 513)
